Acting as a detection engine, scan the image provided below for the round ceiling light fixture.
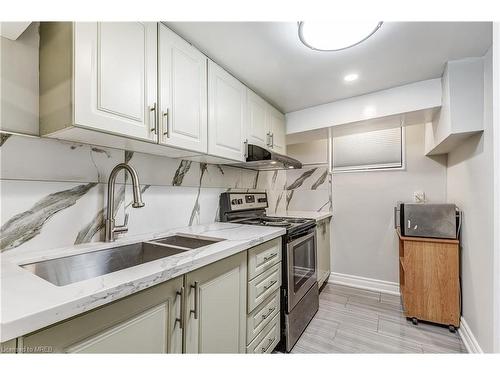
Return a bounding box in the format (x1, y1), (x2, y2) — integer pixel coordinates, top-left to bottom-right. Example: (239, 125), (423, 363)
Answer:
(344, 73), (359, 82)
(298, 21), (383, 52)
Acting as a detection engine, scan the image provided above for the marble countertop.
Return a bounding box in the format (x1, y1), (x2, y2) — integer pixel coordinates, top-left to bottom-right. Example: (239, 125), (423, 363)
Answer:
(270, 211), (333, 222)
(0, 223), (285, 343)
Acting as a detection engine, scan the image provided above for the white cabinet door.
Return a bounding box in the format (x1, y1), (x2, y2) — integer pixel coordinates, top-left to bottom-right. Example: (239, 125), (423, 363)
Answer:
(246, 89), (268, 148)
(74, 22), (157, 142)
(184, 252), (247, 353)
(158, 24), (208, 153)
(208, 61), (246, 161)
(267, 105), (286, 155)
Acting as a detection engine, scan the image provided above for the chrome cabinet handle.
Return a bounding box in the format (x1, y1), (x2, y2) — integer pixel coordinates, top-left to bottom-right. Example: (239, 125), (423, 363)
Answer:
(149, 103), (157, 133)
(244, 139), (248, 159)
(270, 133), (274, 148)
(261, 337), (276, 353)
(162, 109), (169, 137)
(175, 286), (185, 329)
(190, 281), (199, 319)
(261, 307), (276, 320)
(263, 253), (278, 262)
(266, 132), (272, 147)
(263, 280), (277, 290)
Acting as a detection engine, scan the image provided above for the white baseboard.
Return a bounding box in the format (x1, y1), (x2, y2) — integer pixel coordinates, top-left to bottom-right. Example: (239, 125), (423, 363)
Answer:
(458, 317), (483, 353)
(328, 272), (400, 296)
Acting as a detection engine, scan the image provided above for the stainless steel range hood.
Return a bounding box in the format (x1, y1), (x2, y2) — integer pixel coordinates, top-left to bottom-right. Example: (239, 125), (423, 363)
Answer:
(229, 144), (302, 171)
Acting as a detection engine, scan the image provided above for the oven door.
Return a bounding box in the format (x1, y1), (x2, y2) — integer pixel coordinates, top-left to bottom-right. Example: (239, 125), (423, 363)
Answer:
(286, 230), (317, 312)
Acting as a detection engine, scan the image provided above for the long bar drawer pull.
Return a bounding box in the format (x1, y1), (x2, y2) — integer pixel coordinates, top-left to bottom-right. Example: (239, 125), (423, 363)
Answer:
(190, 281), (199, 319)
(263, 280), (277, 290)
(261, 307), (276, 320)
(263, 253), (278, 262)
(261, 337), (276, 353)
(175, 286), (185, 329)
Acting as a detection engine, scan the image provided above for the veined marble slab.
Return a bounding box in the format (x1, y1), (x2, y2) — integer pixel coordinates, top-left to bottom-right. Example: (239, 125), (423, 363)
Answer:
(269, 211), (333, 222)
(0, 222), (284, 343)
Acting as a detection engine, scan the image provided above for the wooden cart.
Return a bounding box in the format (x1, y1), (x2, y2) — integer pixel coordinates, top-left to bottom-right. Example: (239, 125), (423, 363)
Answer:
(397, 229), (460, 331)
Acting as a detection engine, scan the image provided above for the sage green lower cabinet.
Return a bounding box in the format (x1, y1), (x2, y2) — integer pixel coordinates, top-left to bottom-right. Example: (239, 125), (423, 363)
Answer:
(21, 276), (183, 353)
(11, 238), (287, 354)
(246, 313), (280, 354)
(1, 339), (17, 354)
(184, 251), (247, 353)
(317, 217), (331, 287)
(246, 237), (282, 353)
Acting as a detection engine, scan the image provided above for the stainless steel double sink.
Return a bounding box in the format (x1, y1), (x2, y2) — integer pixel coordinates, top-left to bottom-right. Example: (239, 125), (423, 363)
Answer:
(21, 234), (224, 287)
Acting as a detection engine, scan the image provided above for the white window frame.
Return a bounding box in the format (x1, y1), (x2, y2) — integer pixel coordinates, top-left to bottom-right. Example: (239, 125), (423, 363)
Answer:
(330, 126), (406, 174)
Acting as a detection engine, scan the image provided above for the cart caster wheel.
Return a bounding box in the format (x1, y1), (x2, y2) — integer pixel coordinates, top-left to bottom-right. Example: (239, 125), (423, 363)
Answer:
(449, 325), (456, 333)
(411, 318), (418, 325)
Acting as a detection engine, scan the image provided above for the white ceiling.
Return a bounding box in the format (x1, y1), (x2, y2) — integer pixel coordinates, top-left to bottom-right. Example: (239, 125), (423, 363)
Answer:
(167, 22), (492, 113)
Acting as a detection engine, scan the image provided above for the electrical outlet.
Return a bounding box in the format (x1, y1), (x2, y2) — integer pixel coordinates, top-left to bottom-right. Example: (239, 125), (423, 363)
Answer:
(414, 191), (426, 203)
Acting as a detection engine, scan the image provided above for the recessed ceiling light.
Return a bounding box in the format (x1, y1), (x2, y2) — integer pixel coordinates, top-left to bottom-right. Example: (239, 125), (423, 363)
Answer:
(298, 21), (383, 52)
(344, 73), (359, 82)
(270, 161), (277, 164)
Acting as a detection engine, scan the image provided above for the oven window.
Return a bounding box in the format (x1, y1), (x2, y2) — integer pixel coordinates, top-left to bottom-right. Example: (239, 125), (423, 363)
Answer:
(292, 235), (316, 293)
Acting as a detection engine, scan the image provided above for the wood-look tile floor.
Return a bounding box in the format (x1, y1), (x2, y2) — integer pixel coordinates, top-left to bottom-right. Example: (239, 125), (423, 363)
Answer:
(291, 284), (466, 354)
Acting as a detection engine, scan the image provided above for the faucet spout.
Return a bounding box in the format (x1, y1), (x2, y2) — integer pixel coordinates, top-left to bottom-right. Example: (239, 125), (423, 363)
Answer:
(105, 163), (144, 242)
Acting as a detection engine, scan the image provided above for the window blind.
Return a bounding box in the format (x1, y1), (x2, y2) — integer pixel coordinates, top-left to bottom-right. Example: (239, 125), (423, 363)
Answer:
(333, 127), (403, 171)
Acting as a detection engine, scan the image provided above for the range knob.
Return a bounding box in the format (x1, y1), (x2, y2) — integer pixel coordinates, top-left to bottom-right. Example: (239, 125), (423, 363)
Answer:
(231, 198), (239, 205)
(237, 199), (243, 204)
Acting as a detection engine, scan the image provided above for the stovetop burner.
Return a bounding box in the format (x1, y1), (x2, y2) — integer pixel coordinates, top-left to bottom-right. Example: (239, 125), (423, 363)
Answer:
(219, 192), (316, 234)
(237, 216), (314, 231)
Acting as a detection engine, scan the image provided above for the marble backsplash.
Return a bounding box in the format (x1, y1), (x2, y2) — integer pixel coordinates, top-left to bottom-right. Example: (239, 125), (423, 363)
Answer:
(266, 165), (332, 214)
(0, 134), (332, 256)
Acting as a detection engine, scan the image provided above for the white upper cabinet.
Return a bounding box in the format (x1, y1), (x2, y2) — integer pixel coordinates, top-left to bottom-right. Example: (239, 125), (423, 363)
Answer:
(74, 22), (158, 142)
(267, 105), (286, 155)
(246, 89), (268, 148)
(208, 61), (246, 162)
(246, 89), (287, 155)
(158, 24), (208, 153)
(425, 57), (484, 155)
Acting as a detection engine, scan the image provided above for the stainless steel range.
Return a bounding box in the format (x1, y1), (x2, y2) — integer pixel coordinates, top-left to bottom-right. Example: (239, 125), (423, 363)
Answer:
(219, 192), (319, 352)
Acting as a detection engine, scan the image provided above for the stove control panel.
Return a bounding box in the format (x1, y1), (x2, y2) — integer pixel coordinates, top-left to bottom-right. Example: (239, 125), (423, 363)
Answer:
(220, 192), (268, 213)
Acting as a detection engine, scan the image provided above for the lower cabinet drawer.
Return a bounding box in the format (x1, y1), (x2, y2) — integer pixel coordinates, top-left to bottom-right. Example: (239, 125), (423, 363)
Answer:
(247, 262), (281, 312)
(246, 313), (280, 354)
(247, 290), (280, 344)
(248, 238), (281, 280)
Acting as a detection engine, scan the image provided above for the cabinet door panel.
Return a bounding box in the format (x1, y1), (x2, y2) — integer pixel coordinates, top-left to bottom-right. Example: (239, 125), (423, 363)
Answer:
(316, 218), (331, 286)
(159, 24), (207, 152)
(267, 106), (286, 155)
(22, 276), (183, 353)
(246, 89), (268, 148)
(67, 304), (168, 353)
(74, 22), (157, 141)
(208, 61), (246, 161)
(184, 252), (247, 353)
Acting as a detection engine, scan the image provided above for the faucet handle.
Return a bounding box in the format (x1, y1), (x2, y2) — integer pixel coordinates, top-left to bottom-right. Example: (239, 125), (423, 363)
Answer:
(114, 213), (129, 235)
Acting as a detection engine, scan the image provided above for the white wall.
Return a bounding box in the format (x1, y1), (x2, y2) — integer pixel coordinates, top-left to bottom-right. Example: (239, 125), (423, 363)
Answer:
(331, 123), (447, 283)
(447, 47), (495, 353)
(493, 22), (500, 354)
(0, 22), (39, 135)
